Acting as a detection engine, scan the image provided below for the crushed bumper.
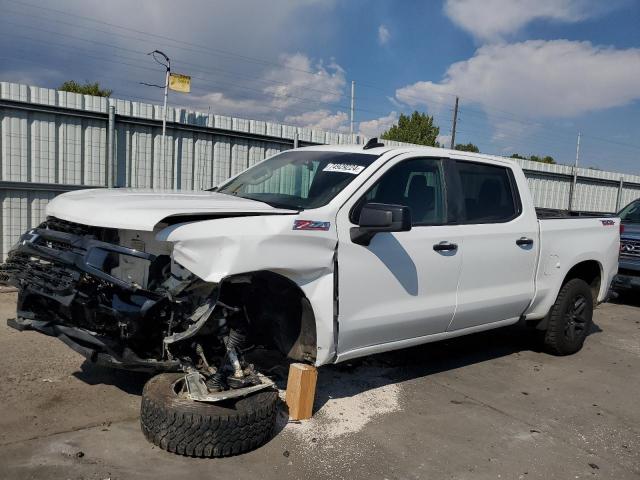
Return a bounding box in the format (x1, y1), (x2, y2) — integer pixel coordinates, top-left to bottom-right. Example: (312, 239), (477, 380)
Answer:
(7, 316), (181, 372)
(0, 227), (161, 297)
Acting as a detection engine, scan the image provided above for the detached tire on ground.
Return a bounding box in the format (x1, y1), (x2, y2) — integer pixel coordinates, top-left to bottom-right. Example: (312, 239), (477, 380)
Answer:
(543, 278), (594, 355)
(140, 373), (278, 457)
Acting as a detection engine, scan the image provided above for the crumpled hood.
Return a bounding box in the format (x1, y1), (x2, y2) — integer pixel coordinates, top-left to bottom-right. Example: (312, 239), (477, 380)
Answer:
(46, 188), (296, 231)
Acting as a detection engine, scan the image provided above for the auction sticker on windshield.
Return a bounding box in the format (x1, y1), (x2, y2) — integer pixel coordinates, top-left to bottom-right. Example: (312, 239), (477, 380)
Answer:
(323, 163), (365, 174)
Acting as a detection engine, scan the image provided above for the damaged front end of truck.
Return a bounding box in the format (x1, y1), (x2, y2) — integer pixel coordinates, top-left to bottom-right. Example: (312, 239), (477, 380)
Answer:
(0, 216), (319, 400)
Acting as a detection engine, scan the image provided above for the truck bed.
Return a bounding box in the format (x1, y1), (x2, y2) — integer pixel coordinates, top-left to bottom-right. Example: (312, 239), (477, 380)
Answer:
(524, 214), (620, 321)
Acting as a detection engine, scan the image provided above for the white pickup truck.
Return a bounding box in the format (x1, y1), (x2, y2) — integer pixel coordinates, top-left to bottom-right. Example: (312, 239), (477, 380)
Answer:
(1, 141), (619, 457)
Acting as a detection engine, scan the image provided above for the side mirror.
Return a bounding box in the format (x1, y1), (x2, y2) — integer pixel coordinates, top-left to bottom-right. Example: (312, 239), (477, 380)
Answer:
(350, 203), (412, 246)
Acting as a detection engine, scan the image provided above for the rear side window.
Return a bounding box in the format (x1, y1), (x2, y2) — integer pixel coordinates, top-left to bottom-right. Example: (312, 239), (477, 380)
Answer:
(351, 158), (446, 226)
(456, 162), (520, 223)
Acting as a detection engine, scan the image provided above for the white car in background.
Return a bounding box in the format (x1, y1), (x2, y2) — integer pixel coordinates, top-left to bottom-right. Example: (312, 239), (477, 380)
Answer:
(1, 139), (620, 457)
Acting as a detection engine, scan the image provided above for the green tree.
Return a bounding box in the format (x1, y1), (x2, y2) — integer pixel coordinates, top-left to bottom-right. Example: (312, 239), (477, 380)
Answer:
(455, 142), (480, 153)
(529, 155), (556, 164)
(381, 111), (440, 146)
(511, 153), (556, 164)
(59, 81), (112, 97)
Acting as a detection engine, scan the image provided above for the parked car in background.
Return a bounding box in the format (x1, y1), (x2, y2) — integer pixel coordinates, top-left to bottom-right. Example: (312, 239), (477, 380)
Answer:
(612, 199), (640, 295)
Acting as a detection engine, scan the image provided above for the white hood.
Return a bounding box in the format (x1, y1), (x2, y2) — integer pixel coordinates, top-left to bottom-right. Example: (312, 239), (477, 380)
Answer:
(46, 188), (296, 230)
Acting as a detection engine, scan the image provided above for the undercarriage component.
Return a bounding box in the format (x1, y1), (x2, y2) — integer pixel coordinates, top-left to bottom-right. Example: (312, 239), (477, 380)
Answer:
(162, 298), (218, 345)
(224, 328), (247, 378)
(205, 371), (227, 392)
(184, 371), (275, 403)
(8, 317), (181, 372)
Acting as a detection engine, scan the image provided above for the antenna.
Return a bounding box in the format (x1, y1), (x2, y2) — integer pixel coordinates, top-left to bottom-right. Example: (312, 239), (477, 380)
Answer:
(363, 137), (385, 150)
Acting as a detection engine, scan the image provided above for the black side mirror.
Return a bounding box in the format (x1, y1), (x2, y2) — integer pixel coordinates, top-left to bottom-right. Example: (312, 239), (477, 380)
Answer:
(350, 203), (412, 246)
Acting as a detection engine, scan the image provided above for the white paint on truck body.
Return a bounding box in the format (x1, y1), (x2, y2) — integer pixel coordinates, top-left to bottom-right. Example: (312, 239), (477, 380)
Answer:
(45, 145), (620, 367)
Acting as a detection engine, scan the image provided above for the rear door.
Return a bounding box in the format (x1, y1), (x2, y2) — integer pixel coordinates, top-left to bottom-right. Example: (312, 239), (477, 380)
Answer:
(335, 155), (464, 355)
(447, 160), (539, 331)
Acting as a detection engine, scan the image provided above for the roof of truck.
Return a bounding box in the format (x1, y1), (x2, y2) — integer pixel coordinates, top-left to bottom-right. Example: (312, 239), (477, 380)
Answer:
(297, 143), (519, 168)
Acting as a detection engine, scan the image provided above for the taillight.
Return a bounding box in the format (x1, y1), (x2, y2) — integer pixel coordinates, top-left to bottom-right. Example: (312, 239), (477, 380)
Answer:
(620, 223), (625, 234)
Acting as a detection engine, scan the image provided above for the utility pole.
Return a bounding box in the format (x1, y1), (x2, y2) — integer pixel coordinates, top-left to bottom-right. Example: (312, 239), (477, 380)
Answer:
(142, 50), (171, 187)
(450, 96), (459, 149)
(350, 80), (355, 136)
(568, 132), (581, 211)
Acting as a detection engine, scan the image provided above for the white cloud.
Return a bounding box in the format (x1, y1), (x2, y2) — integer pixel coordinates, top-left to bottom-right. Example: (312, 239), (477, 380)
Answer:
(285, 110), (349, 131)
(189, 52), (347, 122)
(263, 53), (346, 109)
(443, 0), (603, 41)
(396, 40), (640, 119)
(437, 134), (452, 147)
(359, 111), (398, 137)
(378, 25), (391, 45)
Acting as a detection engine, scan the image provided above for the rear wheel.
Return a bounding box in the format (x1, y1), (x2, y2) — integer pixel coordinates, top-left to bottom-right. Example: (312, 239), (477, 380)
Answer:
(543, 278), (593, 355)
(140, 373), (278, 457)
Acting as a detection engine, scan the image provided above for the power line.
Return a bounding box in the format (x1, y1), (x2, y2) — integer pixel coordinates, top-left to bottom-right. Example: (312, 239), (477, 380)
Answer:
(2, 36), (458, 126)
(1, 7), (365, 103)
(0, 31), (408, 122)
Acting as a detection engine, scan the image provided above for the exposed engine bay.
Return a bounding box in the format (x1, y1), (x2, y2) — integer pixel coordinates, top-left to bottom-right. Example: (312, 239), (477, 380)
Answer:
(0, 216), (317, 399)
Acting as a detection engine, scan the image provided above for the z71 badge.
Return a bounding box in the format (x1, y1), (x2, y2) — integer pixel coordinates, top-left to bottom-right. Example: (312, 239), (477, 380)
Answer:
(293, 220), (330, 231)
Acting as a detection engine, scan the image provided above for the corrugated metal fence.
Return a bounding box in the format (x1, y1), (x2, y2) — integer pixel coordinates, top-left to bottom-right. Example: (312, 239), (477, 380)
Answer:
(1, 81), (639, 259)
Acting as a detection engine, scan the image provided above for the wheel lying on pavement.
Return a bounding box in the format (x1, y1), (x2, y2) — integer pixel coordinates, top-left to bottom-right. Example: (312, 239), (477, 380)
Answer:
(140, 373), (279, 457)
(542, 278), (594, 355)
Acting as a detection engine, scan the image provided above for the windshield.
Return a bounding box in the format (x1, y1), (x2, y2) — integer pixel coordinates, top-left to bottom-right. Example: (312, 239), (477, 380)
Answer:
(215, 150), (379, 209)
(619, 200), (640, 224)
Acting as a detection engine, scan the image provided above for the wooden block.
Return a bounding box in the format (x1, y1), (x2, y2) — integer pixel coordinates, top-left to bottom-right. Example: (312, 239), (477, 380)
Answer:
(285, 363), (318, 420)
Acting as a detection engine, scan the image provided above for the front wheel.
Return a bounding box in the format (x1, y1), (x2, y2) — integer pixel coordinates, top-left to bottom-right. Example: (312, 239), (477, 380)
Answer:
(140, 373), (278, 457)
(543, 278), (593, 355)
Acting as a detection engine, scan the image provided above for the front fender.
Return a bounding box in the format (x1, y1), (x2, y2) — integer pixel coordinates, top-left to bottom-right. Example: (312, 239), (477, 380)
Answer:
(156, 215), (339, 365)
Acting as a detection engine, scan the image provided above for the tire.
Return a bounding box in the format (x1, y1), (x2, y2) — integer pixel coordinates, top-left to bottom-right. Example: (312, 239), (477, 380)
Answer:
(140, 373), (278, 457)
(543, 278), (593, 355)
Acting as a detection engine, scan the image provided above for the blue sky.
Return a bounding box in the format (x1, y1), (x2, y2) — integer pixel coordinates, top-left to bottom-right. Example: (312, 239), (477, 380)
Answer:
(1, 0), (639, 173)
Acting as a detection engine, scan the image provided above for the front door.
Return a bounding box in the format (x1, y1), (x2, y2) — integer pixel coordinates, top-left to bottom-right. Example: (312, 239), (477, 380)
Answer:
(335, 156), (463, 356)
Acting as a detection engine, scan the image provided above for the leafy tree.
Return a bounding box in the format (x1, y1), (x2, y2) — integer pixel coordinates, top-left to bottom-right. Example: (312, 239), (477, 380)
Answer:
(529, 155), (556, 164)
(511, 153), (556, 164)
(381, 111), (440, 146)
(455, 142), (479, 153)
(59, 81), (112, 97)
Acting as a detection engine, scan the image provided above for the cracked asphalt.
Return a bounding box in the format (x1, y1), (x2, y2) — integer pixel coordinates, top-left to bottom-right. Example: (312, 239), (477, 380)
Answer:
(0, 291), (638, 480)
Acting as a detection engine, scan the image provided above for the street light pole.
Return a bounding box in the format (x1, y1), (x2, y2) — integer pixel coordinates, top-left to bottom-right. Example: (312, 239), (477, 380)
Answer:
(142, 50), (171, 188)
(161, 63), (170, 180)
(569, 132), (581, 212)
(350, 80), (355, 137)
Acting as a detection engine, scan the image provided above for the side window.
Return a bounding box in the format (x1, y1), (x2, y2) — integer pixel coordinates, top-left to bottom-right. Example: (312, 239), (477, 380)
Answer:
(457, 161), (520, 223)
(352, 158), (446, 226)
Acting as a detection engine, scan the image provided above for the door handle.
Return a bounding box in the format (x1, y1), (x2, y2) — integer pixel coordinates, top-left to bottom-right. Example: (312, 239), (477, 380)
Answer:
(516, 237), (534, 246)
(433, 241), (458, 252)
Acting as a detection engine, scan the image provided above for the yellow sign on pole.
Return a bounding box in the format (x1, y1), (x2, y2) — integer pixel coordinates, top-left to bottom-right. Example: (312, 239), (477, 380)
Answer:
(169, 73), (191, 93)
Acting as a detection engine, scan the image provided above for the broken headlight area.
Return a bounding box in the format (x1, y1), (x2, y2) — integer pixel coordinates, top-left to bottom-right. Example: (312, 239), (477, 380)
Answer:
(0, 217), (273, 396)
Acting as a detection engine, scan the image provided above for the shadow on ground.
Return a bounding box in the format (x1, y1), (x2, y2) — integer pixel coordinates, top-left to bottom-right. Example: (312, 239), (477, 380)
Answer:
(610, 292), (640, 308)
(73, 362), (153, 395)
(71, 320), (603, 416)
